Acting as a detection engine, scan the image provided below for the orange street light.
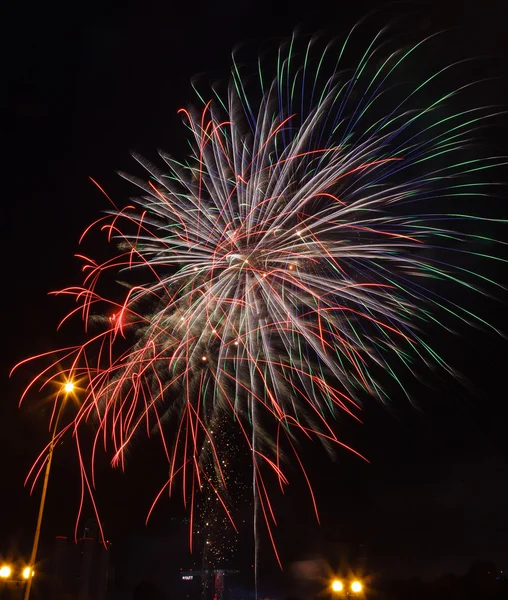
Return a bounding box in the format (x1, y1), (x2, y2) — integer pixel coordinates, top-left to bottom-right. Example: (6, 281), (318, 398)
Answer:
(23, 380), (75, 600)
(63, 381), (75, 394)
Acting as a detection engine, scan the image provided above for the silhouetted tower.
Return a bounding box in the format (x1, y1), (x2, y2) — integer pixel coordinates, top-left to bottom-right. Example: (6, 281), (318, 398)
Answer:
(77, 520), (96, 600)
(51, 520), (111, 600)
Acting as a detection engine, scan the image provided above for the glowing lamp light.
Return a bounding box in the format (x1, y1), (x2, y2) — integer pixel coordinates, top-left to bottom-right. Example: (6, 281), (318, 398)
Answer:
(351, 581), (362, 593)
(331, 580), (343, 592)
(63, 381), (75, 393)
(22, 567), (34, 579)
(0, 566), (11, 578)
(201, 356), (207, 361)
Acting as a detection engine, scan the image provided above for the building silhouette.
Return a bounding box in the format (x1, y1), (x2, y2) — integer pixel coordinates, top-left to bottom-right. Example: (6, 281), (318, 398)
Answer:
(51, 520), (112, 600)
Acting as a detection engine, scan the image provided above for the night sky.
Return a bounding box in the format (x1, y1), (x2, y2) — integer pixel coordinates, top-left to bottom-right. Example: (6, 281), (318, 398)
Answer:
(3, 0), (508, 596)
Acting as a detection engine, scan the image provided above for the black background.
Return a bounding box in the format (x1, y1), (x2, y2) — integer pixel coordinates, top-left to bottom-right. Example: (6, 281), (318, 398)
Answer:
(3, 0), (508, 596)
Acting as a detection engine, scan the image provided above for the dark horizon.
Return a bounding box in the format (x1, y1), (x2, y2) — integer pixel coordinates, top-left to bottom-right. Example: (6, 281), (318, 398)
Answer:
(3, 0), (508, 597)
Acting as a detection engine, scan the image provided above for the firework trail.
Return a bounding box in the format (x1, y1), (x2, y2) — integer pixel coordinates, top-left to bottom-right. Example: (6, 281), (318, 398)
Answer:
(13, 27), (506, 568)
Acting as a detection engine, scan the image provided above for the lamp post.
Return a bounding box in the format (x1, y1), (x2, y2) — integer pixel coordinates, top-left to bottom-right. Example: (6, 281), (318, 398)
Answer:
(23, 381), (75, 600)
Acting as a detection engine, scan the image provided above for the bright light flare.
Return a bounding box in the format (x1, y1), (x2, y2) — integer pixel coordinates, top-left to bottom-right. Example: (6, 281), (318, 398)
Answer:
(63, 381), (74, 393)
(351, 581), (362, 593)
(0, 566), (11, 579)
(331, 580), (343, 592)
(22, 567), (34, 579)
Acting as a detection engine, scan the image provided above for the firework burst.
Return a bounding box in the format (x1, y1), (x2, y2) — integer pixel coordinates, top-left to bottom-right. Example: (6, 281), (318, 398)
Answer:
(13, 28), (506, 566)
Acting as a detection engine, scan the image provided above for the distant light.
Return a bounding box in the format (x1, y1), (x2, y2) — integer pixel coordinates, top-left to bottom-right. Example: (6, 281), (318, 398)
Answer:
(234, 341), (239, 345)
(202, 356), (207, 361)
(22, 567), (34, 580)
(296, 230), (301, 235)
(193, 267), (198, 271)
(212, 329), (217, 334)
(0, 566), (11, 579)
(63, 381), (75, 393)
(351, 581), (362, 593)
(331, 580), (343, 592)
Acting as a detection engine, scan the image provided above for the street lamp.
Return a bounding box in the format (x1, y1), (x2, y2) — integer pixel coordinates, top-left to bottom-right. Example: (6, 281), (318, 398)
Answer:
(332, 580), (344, 593)
(63, 382), (75, 394)
(351, 581), (362, 594)
(23, 380), (75, 600)
(0, 566), (11, 579)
